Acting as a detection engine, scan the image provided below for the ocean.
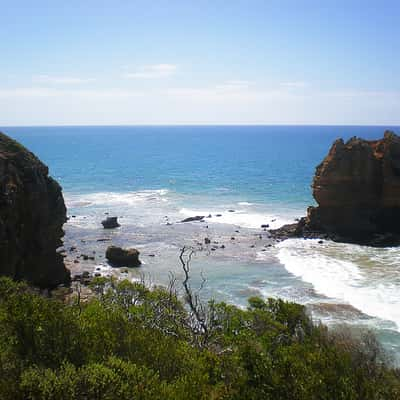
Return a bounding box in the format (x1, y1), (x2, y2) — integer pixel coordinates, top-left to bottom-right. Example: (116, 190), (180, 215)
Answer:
(3, 125), (400, 360)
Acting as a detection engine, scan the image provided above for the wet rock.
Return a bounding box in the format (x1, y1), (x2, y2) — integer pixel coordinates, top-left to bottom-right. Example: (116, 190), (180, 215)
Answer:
(261, 224), (269, 228)
(215, 214), (222, 217)
(228, 209), (235, 212)
(181, 215), (204, 223)
(204, 237), (211, 244)
(101, 216), (120, 229)
(105, 246), (141, 267)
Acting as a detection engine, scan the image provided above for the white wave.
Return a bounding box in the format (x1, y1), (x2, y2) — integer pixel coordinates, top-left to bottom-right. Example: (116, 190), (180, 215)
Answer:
(65, 189), (169, 208)
(179, 207), (293, 229)
(276, 239), (400, 330)
(238, 201), (254, 206)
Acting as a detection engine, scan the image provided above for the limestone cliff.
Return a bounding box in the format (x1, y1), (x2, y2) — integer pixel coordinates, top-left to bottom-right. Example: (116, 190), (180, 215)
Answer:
(0, 132), (70, 287)
(272, 130), (400, 245)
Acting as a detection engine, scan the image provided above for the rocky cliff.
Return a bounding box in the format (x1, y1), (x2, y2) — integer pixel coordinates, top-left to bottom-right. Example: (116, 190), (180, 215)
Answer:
(0, 132), (70, 287)
(272, 130), (400, 245)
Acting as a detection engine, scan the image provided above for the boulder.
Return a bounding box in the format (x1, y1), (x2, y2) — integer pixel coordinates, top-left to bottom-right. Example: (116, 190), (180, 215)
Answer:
(105, 246), (141, 267)
(101, 216), (120, 229)
(0, 132), (70, 288)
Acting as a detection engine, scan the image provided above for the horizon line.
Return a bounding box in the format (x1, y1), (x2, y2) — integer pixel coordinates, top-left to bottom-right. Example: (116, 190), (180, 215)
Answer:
(1, 123), (400, 129)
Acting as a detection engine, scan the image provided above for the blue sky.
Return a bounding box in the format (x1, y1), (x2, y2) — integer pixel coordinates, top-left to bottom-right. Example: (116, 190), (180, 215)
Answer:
(1, 0), (399, 125)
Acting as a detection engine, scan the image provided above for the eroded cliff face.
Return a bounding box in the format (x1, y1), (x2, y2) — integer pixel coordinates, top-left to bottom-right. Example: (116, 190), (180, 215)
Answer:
(0, 132), (70, 288)
(305, 130), (400, 242)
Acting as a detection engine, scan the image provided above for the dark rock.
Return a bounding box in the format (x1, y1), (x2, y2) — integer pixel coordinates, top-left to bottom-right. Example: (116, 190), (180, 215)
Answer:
(215, 214), (222, 217)
(0, 132), (70, 288)
(228, 209), (235, 212)
(207, 214), (212, 218)
(148, 254), (155, 257)
(82, 271), (90, 279)
(97, 238), (111, 242)
(69, 246), (76, 252)
(261, 224), (269, 228)
(101, 216), (120, 229)
(105, 245), (141, 267)
(231, 237), (235, 240)
(318, 240), (324, 244)
(204, 237), (211, 244)
(181, 215), (204, 223)
(82, 254), (89, 260)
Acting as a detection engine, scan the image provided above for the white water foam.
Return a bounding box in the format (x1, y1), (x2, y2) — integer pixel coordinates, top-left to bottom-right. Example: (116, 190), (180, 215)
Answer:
(276, 239), (400, 331)
(65, 189), (169, 208)
(179, 207), (294, 229)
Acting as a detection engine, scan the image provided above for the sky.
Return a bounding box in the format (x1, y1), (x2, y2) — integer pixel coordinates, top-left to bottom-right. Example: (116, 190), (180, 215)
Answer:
(1, 0), (400, 126)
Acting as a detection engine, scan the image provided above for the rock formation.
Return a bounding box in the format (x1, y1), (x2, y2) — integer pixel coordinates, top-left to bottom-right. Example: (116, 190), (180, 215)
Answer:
(101, 216), (120, 229)
(105, 246), (141, 267)
(0, 132), (70, 287)
(272, 130), (400, 245)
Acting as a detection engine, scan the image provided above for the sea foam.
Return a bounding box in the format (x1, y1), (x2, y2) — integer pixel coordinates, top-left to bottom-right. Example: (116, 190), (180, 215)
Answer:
(276, 239), (400, 331)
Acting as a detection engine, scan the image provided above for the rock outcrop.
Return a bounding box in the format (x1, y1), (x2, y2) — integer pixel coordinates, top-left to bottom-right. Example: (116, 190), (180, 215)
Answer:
(272, 130), (400, 245)
(105, 246), (141, 267)
(0, 132), (70, 287)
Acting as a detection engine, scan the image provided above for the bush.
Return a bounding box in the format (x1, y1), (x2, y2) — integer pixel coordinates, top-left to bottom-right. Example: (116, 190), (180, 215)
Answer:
(0, 276), (399, 399)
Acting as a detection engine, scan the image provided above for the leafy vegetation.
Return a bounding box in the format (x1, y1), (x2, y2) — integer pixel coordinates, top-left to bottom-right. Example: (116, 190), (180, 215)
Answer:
(0, 273), (399, 399)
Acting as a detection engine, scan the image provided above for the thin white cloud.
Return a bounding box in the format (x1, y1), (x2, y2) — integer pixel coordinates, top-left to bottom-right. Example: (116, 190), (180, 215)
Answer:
(33, 75), (96, 84)
(0, 87), (144, 98)
(280, 81), (308, 88)
(123, 64), (177, 79)
(215, 80), (253, 91)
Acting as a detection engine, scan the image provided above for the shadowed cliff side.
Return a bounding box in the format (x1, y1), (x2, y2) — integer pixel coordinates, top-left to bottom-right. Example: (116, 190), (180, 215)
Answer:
(0, 132), (70, 288)
(271, 130), (400, 246)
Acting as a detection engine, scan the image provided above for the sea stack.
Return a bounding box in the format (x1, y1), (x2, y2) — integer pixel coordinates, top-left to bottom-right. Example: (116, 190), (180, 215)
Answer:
(273, 130), (400, 245)
(0, 132), (70, 287)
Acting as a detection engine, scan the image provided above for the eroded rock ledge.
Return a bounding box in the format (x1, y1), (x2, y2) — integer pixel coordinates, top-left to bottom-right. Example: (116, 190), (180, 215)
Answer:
(0, 132), (70, 287)
(271, 130), (400, 246)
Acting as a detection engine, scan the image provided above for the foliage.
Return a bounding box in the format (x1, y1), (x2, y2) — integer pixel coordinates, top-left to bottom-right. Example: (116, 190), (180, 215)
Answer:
(0, 275), (399, 399)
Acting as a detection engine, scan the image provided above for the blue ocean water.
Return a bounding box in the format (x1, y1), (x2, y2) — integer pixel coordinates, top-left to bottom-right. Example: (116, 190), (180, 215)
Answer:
(4, 125), (398, 207)
(2, 125), (400, 359)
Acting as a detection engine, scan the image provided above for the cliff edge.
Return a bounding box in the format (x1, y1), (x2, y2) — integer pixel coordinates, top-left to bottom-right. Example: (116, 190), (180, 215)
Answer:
(272, 130), (400, 246)
(0, 132), (70, 287)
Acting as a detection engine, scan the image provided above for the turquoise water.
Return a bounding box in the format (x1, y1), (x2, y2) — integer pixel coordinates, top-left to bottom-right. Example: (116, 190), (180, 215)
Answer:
(2, 125), (400, 360)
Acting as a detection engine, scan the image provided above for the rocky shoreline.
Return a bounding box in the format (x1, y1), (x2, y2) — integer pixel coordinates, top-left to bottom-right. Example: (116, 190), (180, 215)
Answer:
(2, 129), (400, 291)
